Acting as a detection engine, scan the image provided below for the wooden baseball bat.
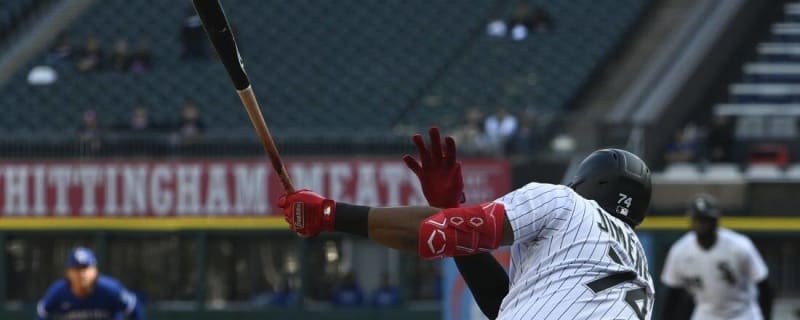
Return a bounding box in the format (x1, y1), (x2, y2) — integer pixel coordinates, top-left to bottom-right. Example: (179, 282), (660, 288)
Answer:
(192, 0), (295, 194)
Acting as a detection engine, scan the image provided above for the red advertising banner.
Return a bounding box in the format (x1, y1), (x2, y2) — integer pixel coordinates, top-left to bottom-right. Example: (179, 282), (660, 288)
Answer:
(0, 158), (510, 219)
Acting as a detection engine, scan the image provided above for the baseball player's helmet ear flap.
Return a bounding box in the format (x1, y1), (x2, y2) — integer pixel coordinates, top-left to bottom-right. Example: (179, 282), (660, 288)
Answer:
(568, 149), (651, 227)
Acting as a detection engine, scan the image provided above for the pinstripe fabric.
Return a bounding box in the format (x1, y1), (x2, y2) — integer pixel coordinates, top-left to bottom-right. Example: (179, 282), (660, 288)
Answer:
(494, 183), (655, 320)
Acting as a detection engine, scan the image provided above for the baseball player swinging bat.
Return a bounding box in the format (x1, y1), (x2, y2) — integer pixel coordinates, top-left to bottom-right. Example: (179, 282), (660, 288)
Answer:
(192, 0), (295, 193)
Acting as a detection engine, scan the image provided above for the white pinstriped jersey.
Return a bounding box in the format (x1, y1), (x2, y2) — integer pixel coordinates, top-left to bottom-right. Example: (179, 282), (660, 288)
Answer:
(661, 228), (768, 320)
(494, 182), (655, 320)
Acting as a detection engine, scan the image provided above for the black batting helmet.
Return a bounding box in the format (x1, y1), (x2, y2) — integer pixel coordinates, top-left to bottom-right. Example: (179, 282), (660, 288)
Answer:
(566, 148), (652, 227)
(687, 194), (720, 219)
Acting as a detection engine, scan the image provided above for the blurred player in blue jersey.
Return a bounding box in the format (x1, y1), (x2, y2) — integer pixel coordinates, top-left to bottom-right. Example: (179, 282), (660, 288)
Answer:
(36, 247), (145, 320)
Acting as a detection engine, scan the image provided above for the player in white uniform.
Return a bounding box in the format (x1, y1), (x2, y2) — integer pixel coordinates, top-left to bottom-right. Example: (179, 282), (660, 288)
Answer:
(492, 180), (654, 319)
(661, 194), (772, 320)
(278, 129), (655, 319)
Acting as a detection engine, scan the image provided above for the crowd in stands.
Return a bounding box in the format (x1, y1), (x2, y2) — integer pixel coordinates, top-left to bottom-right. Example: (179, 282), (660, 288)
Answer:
(78, 100), (206, 153)
(180, 7), (210, 60)
(450, 105), (539, 156)
(35, 9), (212, 154)
(36, 7), (208, 81)
(486, 3), (553, 41)
(664, 115), (736, 164)
(52, 11), (545, 157)
(46, 33), (154, 73)
(45, 6), (210, 72)
(18, 2), (576, 159)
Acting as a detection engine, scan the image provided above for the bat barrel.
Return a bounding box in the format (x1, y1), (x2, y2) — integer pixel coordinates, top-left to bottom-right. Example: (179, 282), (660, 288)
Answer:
(194, 0), (295, 194)
(192, 0), (251, 90)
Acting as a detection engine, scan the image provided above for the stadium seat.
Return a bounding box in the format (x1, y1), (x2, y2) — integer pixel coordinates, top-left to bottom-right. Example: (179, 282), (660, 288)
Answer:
(723, 3), (800, 155)
(661, 163), (702, 181)
(745, 164), (784, 180)
(0, 0), (45, 43)
(702, 163), (743, 181)
(0, 0), (652, 147)
(783, 163), (800, 180)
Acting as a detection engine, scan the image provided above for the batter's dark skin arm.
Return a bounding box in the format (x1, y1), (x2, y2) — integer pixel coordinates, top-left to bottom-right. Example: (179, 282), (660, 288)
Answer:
(367, 206), (439, 251)
(454, 254), (509, 319)
(366, 206), (513, 319)
(366, 206), (515, 251)
(365, 128), (510, 318)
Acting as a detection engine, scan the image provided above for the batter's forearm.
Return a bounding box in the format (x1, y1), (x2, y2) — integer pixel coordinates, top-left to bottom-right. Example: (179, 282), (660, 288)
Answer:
(455, 253), (509, 319)
(367, 206), (440, 252)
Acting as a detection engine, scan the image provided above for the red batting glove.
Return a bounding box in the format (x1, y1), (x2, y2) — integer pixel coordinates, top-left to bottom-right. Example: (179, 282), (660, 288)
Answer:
(278, 190), (336, 237)
(403, 127), (466, 208)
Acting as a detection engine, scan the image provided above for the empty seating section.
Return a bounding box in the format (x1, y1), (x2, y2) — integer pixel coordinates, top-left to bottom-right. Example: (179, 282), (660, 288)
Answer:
(706, 2), (800, 167)
(0, 0), (650, 142)
(656, 162), (800, 182)
(721, 2), (800, 141)
(398, 0), (649, 129)
(0, 0), (47, 40)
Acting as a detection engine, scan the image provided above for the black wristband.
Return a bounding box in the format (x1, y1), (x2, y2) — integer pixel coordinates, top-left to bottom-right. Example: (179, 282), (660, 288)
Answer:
(334, 203), (370, 237)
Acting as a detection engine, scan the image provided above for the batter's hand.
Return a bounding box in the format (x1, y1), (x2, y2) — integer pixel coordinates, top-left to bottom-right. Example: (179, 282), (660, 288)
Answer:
(403, 127), (465, 208)
(278, 190), (336, 237)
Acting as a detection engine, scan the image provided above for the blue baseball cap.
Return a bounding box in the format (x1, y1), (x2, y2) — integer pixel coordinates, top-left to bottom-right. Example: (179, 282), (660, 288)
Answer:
(67, 247), (97, 268)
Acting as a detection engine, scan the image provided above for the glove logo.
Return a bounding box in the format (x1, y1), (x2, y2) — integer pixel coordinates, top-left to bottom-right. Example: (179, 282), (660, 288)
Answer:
(426, 216), (447, 228)
(469, 217), (484, 227)
(323, 205), (332, 217)
(426, 229), (446, 255)
(293, 202), (304, 229)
